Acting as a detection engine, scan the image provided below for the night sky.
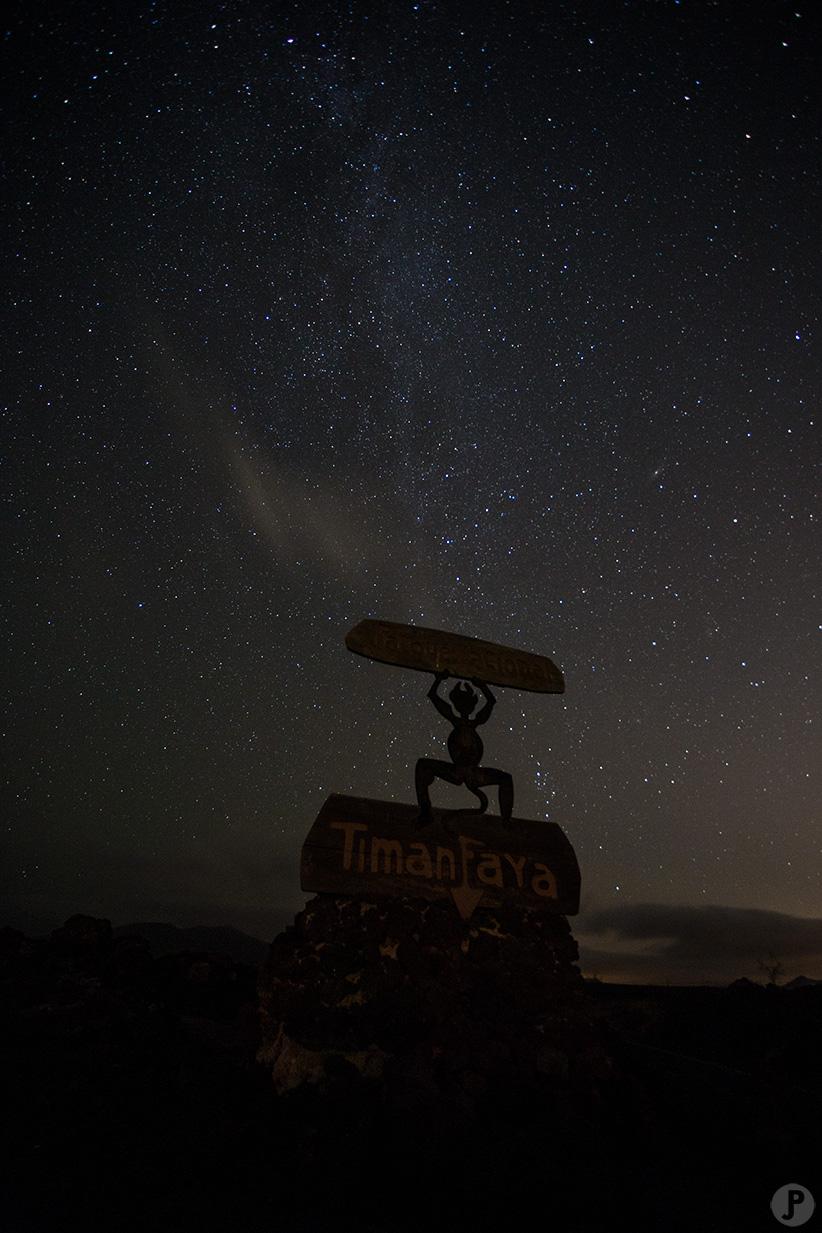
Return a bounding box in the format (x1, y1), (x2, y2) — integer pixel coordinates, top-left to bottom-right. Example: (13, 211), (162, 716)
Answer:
(4, 0), (820, 983)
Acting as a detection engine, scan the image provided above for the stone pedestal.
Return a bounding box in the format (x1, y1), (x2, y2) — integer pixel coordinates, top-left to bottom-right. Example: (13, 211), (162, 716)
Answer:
(258, 893), (610, 1133)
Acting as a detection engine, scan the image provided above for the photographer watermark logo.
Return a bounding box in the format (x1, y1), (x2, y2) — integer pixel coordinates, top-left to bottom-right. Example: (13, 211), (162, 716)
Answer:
(772, 1185), (815, 1226)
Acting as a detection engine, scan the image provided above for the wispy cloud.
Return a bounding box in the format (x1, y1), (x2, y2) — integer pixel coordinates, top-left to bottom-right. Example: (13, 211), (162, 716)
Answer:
(228, 442), (389, 574)
(225, 433), (451, 622)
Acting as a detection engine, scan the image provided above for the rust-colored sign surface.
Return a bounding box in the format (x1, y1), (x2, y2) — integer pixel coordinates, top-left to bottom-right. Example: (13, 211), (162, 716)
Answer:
(301, 795), (580, 920)
(345, 620), (564, 694)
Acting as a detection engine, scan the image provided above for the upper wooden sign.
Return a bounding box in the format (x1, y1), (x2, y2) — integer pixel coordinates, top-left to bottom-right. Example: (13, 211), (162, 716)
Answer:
(301, 795), (580, 920)
(345, 620), (564, 694)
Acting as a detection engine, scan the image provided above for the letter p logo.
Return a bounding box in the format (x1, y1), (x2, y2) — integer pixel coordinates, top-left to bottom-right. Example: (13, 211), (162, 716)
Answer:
(772, 1185), (815, 1226)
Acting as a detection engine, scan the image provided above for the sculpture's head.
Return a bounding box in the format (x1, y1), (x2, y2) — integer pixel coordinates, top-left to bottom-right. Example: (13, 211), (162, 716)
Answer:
(449, 680), (477, 715)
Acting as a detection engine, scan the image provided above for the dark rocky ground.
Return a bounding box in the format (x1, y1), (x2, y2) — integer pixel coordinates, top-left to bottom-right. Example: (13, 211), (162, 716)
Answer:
(1, 912), (819, 1233)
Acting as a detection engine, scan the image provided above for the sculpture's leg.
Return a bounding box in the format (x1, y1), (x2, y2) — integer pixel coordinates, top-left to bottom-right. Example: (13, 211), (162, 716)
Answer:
(497, 771), (514, 826)
(414, 758), (458, 827)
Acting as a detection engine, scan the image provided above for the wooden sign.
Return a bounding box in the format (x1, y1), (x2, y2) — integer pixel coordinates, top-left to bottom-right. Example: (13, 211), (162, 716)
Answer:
(301, 795), (580, 920)
(345, 620), (564, 694)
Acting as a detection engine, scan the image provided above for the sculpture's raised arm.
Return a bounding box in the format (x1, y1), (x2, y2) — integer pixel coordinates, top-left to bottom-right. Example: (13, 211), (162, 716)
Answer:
(427, 670), (454, 721)
(472, 679), (495, 726)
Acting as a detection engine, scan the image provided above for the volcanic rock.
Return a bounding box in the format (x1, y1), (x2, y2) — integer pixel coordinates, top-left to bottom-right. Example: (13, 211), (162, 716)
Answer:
(258, 893), (611, 1135)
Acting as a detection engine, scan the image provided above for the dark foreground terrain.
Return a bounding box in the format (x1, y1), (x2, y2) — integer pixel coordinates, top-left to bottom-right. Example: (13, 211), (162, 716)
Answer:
(1, 916), (819, 1233)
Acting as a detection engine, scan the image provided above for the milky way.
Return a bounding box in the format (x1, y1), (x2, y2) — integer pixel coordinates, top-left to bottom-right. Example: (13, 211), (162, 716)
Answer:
(3, 1), (820, 980)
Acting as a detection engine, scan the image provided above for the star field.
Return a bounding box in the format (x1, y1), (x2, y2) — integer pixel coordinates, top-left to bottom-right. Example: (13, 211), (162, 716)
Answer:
(3, 0), (820, 980)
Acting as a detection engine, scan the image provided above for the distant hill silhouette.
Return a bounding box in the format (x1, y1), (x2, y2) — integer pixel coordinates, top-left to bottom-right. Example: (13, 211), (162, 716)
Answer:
(114, 921), (270, 965)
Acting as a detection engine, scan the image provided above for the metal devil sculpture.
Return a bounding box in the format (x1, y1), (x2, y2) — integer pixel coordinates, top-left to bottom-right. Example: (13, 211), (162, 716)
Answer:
(415, 672), (513, 827)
